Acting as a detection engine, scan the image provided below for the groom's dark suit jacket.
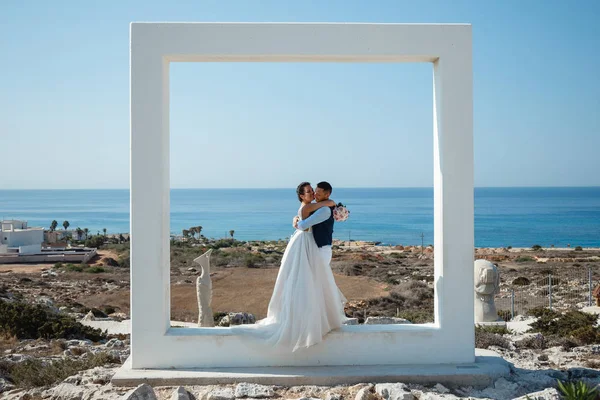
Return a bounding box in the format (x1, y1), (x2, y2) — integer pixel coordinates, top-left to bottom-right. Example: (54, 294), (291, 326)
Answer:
(312, 206), (335, 248)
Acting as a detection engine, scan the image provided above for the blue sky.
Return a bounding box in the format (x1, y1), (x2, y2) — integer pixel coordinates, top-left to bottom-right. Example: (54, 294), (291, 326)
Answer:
(1, 0), (598, 189)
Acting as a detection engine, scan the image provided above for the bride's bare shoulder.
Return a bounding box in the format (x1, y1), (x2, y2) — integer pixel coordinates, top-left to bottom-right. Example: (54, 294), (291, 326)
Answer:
(298, 205), (306, 219)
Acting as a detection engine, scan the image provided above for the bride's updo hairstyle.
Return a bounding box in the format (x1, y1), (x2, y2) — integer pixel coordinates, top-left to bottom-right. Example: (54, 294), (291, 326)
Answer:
(296, 182), (311, 202)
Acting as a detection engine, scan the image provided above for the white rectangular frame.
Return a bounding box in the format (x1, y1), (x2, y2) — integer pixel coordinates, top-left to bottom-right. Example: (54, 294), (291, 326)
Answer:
(130, 22), (473, 369)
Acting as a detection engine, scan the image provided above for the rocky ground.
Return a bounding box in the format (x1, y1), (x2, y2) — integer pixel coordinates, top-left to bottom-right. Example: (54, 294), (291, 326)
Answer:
(1, 241), (600, 399)
(3, 314), (600, 399)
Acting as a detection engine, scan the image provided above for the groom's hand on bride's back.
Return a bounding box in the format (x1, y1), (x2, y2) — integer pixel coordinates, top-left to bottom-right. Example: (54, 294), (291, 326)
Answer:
(293, 216), (299, 229)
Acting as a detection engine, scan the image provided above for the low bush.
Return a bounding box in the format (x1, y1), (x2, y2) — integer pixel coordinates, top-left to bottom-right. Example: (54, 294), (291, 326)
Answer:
(575, 246), (583, 251)
(388, 253), (407, 259)
(475, 326), (511, 349)
(497, 310), (512, 322)
(0, 301), (105, 341)
(515, 256), (534, 263)
(570, 326), (600, 345)
(395, 309), (433, 324)
(84, 235), (105, 248)
(531, 244), (543, 251)
(528, 309), (599, 343)
(8, 352), (119, 389)
(512, 276), (531, 286)
(515, 334), (546, 350)
(84, 266), (105, 274)
(213, 312), (227, 324)
(476, 325), (511, 335)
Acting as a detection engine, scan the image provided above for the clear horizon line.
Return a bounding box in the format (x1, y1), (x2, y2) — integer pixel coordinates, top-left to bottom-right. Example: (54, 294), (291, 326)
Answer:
(1, 185), (600, 191)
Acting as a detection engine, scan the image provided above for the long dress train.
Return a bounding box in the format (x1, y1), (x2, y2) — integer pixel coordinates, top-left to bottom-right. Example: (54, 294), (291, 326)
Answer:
(230, 210), (347, 351)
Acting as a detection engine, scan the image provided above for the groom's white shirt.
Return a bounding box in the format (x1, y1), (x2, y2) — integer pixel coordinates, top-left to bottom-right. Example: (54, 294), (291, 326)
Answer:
(296, 207), (332, 266)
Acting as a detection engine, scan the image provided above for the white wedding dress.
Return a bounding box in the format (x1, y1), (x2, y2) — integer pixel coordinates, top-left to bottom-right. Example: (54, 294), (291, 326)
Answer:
(231, 206), (347, 351)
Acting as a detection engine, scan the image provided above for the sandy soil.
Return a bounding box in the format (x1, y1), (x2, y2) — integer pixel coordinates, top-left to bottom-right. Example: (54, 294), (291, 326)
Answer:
(79, 267), (388, 322)
(0, 264), (51, 274)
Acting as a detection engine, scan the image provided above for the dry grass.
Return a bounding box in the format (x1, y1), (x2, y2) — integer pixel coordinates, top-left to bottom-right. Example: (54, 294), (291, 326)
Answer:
(0, 333), (18, 352)
(8, 352), (119, 389)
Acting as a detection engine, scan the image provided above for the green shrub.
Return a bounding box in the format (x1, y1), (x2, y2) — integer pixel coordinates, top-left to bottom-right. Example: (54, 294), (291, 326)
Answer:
(395, 309), (433, 324)
(497, 310), (512, 322)
(389, 253), (407, 259)
(512, 277), (531, 286)
(8, 352), (119, 389)
(60, 263), (83, 272)
(575, 246), (583, 251)
(527, 306), (554, 318)
(85, 235), (105, 248)
(531, 244), (542, 251)
(213, 312), (227, 323)
(118, 253), (130, 269)
(515, 256), (534, 263)
(244, 254), (264, 268)
(103, 306), (116, 315)
(571, 325), (600, 345)
(475, 326), (510, 349)
(84, 266), (105, 273)
(210, 239), (234, 249)
(515, 333), (546, 350)
(0, 301), (105, 341)
(557, 379), (598, 400)
(529, 309), (598, 338)
(476, 325), (511, 335)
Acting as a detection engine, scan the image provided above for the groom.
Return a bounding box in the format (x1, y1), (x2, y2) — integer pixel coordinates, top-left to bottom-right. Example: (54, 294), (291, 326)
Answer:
(293, 181), (335, 267)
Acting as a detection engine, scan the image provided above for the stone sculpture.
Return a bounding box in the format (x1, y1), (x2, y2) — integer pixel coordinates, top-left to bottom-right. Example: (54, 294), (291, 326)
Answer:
(474, 259), (501, 323)
(194, 249), (214, 327)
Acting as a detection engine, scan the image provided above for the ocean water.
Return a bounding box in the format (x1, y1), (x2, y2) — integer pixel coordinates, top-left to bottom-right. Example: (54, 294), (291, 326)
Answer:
(0, 187), (599, 248)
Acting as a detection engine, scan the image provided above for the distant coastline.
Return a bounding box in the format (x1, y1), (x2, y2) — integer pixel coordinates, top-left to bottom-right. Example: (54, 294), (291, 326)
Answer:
(1, 187), (599, 247)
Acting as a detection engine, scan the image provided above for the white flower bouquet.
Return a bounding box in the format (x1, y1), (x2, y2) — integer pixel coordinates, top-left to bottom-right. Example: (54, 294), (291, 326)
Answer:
(333, 202), (350, 222)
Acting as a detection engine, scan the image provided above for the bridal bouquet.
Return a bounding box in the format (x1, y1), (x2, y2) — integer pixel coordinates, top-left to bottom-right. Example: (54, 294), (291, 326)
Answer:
(333, 202), (350, 222)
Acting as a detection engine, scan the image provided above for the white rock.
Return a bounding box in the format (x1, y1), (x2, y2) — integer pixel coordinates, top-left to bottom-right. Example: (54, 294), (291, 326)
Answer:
(208, 387), (236, 400)
(0, 377), (15, 393)
(66, 339), (92, 347)
(415, 392), (461, 400)
(171, 386), (191, 400)
(365, 317), (411, 325)
(81, 311), (96, 321)
(47, 382), (122, 400)
(122, 383), (158, 400)
(354, 386), (373, 400)
(105, 338), (125, 348)
(514, 388), (561, 400)
(343, 318), (359, 325)
(80, 366), (115, 385)
(234, 382), (275, 398)
(326, 393), (343, 400)
(433, 384), (450, 394)
(375, 383), (415, 400)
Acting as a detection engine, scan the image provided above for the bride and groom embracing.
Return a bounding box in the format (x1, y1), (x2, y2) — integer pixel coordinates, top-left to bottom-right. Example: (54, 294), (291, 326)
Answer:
(232, 181), (348, 351)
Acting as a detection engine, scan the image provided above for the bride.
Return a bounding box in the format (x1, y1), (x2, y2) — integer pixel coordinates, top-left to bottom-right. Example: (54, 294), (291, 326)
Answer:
(231, 182), (348, 351)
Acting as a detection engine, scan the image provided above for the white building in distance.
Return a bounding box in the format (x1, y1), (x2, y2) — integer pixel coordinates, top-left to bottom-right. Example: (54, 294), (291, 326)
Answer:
(0, 220), (44, 254)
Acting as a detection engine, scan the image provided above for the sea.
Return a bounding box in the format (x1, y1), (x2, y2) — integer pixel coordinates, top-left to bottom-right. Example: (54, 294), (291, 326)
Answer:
(0, 187), (599, 248)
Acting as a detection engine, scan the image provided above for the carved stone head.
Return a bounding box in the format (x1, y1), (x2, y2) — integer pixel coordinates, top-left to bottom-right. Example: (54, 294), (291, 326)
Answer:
(474, 259), (500, 296)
